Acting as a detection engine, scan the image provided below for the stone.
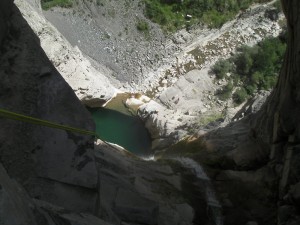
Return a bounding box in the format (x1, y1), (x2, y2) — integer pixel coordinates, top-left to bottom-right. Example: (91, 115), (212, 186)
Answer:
(175, 203), (194, 224)
(0, 3), (98, 215)
(226, 140), (269, 169)
(278, 205), (297, 224)
(15, 0), (118, 106)
(138, 100), (188, 149)
(161, 79), (168, 84)
(113, 189), (159, 225)
(290, 182), (300, 205)
(0, 0), (13, 45)
(246, 221), (258, 225)
(125, 97), (144, 112)
(0, 163), (38, 225)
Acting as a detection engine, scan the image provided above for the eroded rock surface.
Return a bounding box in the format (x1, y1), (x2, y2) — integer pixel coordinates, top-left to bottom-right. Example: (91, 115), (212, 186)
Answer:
(15, 0), (118, 107)
(0, 2), (201, 224)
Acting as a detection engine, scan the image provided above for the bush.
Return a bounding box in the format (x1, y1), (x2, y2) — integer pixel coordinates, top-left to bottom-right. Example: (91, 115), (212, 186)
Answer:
(273, 0), (282, 13)
(245, 84), (257, 95)
(233, 87), (248, 104)
(212, 33), (286, 104)
(143, 0), (275, 32)
(137, 20), (149, 32)
(202, 10), (235, 28)
(235, 51), (253, 75)
(41, 0), (72, 10)
(217, 81), (233, 100)
(212, 59), (233, 79)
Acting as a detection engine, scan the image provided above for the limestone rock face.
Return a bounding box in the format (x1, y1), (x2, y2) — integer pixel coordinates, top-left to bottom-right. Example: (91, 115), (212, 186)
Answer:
(251, 2), (300, 223)
(138, 100), (189, 150)
(94, 140), (196, 225)
(0, 1), (98, 214)
(0, 0), (13, 45)
(14, 0), (117, 107)
(171, 1), (300, 224)
(0, 162), (111, 225)
(158, 69), (215, 115)
(0, 4), (199, 224)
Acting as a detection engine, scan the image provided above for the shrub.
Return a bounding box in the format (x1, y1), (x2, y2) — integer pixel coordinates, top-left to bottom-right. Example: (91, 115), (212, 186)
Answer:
(217, 81), (233, 100)
(41, 0), (73, 10)
(273, 0), (282, 13)
(234, 46), (256, 75)
(212, 59), (233, 79)
(245, 84), (257, 95)
(211, 33), (286, 103)
(233, 87), (248, 104)
(143, 0), (275, 32)
(137, 20), (149, 32)
(202, 10), (235, 28)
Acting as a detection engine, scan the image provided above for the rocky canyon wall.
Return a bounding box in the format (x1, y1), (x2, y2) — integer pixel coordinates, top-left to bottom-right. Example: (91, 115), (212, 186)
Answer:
(0, 0), (99, 213)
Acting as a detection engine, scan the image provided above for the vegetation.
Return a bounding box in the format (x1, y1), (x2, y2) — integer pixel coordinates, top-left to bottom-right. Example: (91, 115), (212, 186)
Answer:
(213, 32), (287, 104)
(136, 19), (150, 39)
(273, 0), (282, 13)
(212, 59), (233, 79)
(41, 0), (73, 10)
(143, 0), (274, 31)
(198, 112), (223, 126)
(136, 20), (149, 32)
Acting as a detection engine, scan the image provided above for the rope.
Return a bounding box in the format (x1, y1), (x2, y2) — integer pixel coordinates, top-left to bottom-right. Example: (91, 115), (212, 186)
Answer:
(0, 108), (133, 154)
(0, 108), (99, 138)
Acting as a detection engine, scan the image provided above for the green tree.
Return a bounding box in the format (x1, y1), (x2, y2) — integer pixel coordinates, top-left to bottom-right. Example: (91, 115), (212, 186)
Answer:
(235, 48), (254, 75)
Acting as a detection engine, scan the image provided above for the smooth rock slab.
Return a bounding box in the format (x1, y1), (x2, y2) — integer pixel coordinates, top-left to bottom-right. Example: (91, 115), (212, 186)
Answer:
(113, 188), (159, 225)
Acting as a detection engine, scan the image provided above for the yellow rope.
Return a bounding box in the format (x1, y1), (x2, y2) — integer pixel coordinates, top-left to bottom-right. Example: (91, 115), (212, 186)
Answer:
(0, 108), (99, 138)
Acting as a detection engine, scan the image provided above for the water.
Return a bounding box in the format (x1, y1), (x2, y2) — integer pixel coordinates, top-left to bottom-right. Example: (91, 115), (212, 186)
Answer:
(174, 157), (223, 225)
(89, 94), (152, 156)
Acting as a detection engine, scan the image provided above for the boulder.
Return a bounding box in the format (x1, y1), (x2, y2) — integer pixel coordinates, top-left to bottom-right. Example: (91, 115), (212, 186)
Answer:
(138, 100), (187, 149)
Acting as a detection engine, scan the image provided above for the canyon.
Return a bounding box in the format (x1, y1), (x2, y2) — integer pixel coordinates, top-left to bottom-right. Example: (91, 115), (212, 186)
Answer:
(1, 0), (299, 225)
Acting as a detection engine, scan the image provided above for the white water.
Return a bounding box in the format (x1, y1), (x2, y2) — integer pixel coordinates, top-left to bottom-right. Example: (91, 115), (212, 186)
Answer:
(174, 157), (223, 225)
(141, 155), (155, 161)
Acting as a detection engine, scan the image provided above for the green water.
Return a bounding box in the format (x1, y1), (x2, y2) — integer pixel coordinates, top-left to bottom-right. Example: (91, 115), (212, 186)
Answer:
(89, 94), (152, 156)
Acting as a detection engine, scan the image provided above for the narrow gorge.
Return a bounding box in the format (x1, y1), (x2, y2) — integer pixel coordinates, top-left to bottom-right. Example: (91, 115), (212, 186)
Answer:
(1, 0), (299, 225)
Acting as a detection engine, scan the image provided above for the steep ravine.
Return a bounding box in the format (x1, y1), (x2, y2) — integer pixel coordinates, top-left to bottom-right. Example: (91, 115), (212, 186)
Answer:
(160, 1), (300, 224)
(1, 1), (299, 225)
(16, 0), (285, 150)
(0, 1), (202, 225)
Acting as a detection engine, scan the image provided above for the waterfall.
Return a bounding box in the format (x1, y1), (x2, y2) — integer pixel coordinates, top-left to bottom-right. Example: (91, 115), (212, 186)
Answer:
(174, 157), (223, 225)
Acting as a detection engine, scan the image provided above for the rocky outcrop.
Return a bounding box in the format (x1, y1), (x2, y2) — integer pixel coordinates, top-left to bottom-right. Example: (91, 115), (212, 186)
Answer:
(252, 1), (300, 223)
(158, 69), (216, 115)
(138, 100), (190, 150)
(0, 162), (111, 225)
(0, 0), (13, 45)
(124, 94), (191, 150)
(140, 2), (284, 94)
(15, 0), (118, 107)
(0, 2), (203, 225)
(160, 1), (300, 224)
(94, 140), (196, 225)
(0, 0), (97, 216)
